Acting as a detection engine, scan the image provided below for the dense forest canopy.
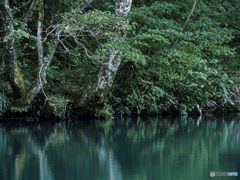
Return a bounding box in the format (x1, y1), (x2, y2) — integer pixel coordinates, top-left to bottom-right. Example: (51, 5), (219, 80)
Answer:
(0, 0), (240, 119)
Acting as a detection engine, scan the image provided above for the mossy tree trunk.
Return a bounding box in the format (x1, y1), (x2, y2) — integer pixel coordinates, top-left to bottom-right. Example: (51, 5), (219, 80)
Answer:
(0, 0), (26, 98)
(73, 0), (132, 116)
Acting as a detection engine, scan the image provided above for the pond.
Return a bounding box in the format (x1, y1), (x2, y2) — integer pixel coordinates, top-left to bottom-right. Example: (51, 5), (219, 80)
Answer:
(0, 115), (239, 180)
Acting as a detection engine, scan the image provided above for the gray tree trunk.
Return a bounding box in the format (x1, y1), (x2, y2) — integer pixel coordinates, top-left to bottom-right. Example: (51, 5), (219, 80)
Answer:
(73, 0), (132, 116)
(0, 0), (26, 98)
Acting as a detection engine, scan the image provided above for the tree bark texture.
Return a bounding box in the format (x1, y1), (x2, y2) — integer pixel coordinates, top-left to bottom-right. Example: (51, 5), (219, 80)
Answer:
(0, 0), (26, 98)
(73, 0), (132, 116)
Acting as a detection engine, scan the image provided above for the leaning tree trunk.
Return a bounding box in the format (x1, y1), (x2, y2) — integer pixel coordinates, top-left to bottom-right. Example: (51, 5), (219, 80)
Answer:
(0, 0), (26, 98)
(73, 0), (132, 116)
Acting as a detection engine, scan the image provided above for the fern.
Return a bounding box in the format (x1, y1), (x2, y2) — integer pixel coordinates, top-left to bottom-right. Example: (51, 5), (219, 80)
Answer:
(0, 92), (10, 113)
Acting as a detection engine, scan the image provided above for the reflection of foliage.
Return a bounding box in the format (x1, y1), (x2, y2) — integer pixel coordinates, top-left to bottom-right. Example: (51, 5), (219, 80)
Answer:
(48, 126), (71, 145)
(0, 116), (239, 180)
(11, 127), (28, 134)
(0, 129), (8, 152)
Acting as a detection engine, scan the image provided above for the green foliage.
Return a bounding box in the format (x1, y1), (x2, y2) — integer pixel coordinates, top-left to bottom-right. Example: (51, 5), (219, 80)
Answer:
(0, 92), (11, 113)
(10, 106), (28, 113)
(1, 0), (240, 117)
(95, 103), (114, 120)
(105, 1), (240, 115)
(3, 29), (35, 42)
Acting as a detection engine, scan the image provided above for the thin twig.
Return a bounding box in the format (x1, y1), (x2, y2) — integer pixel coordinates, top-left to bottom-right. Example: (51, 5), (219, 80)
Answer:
(182, 0), (198, 29)
(208, 89), (239, 112)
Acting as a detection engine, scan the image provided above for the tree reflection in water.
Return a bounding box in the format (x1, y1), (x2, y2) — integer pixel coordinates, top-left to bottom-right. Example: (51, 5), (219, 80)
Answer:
(0, 115), (239, 180)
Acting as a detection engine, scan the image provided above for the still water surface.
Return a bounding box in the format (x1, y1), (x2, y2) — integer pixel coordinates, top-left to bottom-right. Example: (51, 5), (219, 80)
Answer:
(0, 115), (239, 180)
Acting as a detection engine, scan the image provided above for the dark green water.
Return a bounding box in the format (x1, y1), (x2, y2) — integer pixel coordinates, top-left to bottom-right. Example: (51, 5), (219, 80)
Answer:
(0, 115), (239, 180)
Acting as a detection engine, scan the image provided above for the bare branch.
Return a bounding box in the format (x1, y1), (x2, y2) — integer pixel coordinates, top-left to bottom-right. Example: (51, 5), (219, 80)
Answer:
(207, 89), (238, 112)
(58, 38), (75, 56)
(204, 5), (240, 16)
(20, 0), (38, 28)
(18, 0), (31, 9)
(182, 0), (198, 29)
(71, 34), (104, 63)
(45, 29), (62, 68)
(42, 0), (94, 61)
(141, 78), (153, 85)
(42, 24), (61, 42)
(192, 0), (224, 19)
(182, 0), (227, 29)
(71, 0), (93, 14)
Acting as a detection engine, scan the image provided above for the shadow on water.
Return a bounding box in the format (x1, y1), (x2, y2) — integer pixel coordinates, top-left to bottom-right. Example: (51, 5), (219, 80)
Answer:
(0, 115), (239, 180)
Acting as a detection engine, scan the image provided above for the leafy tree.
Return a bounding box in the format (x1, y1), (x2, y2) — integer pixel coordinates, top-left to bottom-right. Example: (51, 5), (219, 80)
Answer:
(0, 0), (133, 116)
(107, 0), (240, 116)
(1, 0), (240, 117)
